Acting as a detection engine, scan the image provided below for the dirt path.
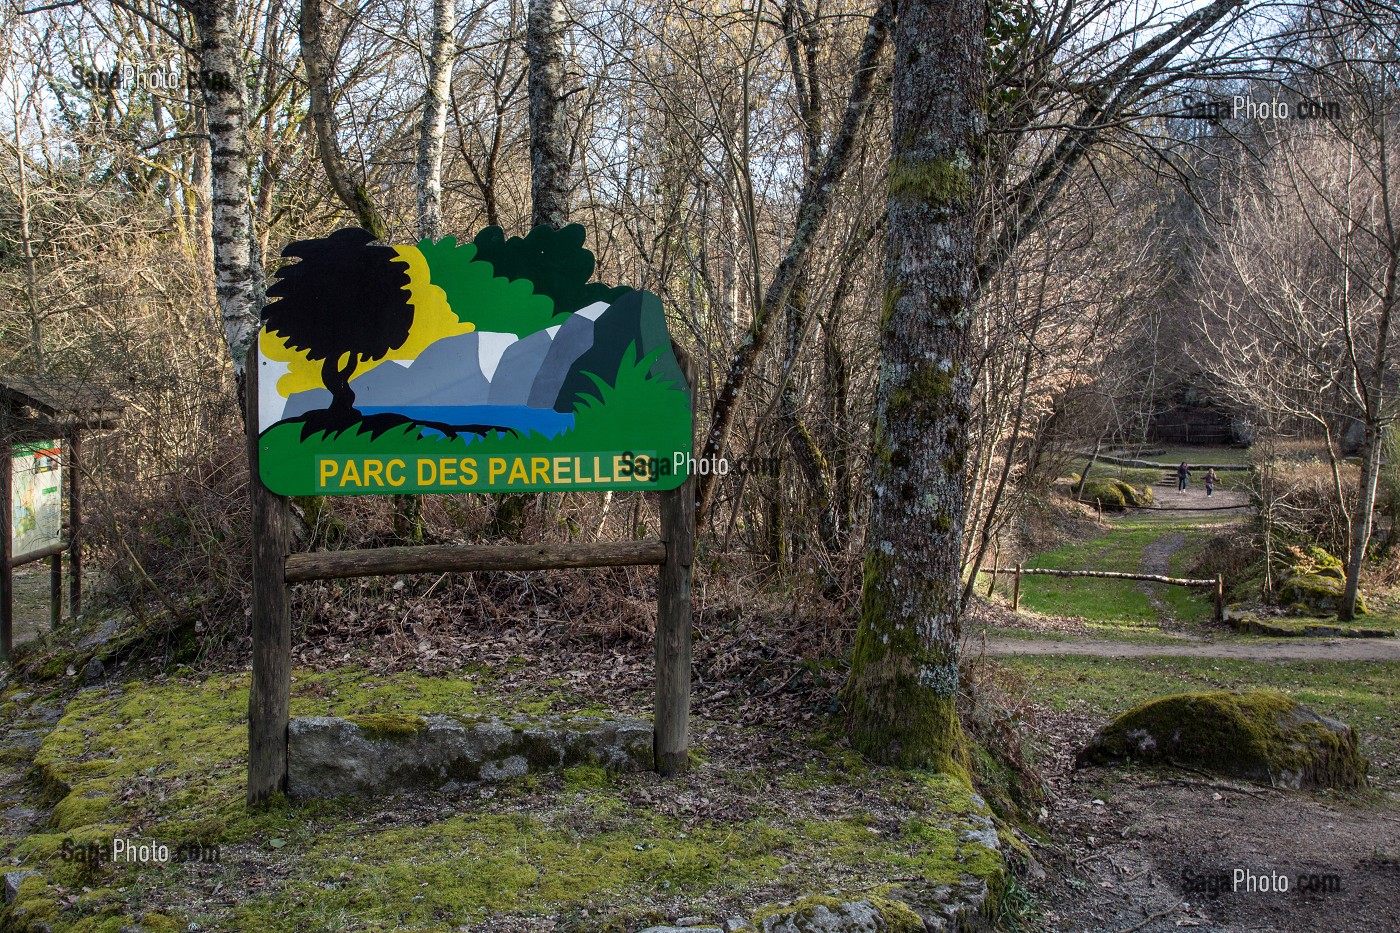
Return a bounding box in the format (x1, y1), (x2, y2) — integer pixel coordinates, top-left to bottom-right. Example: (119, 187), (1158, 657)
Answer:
(1141, 484), (1250, 514)
(982, 636), (1400, 661)
(1025, 709), (1400, 933)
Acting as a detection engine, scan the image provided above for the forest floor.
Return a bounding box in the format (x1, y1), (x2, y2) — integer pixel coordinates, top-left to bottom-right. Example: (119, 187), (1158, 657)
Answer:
(973, 452), (1400, 932)
(0, 582), (1004, 933)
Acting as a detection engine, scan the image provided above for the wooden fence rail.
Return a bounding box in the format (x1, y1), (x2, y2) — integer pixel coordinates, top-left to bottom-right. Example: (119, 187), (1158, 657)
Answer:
(285, 541), (667, 582)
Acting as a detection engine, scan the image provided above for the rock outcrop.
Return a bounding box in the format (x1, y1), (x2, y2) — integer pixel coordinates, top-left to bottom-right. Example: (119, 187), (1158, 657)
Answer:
(1077, 690), (1368, 789)
(287, 713), (653, 798)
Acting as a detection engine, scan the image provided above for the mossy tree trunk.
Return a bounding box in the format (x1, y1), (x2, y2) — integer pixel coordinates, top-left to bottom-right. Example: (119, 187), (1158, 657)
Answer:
(844, 0), (984, 773)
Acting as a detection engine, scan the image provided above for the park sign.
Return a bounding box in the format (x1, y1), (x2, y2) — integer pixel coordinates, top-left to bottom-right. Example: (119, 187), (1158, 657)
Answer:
(256, 225), (693, 495)
(11, 440), (62, 562)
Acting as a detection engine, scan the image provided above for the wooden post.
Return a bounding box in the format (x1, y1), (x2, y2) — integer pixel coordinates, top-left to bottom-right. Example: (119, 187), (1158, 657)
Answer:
(655, 356), (696, 777)
(1214, 574), (1224, 622)
(246, 361), (292, 806)
(0, 441), (10, 663)
(49, 553), (61, 629)
(1012, 564), (1022, 611)
(68, 432), (81, 617)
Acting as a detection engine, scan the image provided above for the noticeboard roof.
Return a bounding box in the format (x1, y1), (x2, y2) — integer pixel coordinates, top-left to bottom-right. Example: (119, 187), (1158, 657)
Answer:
(0, 373), (126, 434)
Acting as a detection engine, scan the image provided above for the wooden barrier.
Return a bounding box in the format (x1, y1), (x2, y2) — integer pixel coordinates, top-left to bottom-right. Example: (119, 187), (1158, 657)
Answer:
(993, 565), (1226, 622)
(284, 540), (666, 582)
(245, 356), (700, 805)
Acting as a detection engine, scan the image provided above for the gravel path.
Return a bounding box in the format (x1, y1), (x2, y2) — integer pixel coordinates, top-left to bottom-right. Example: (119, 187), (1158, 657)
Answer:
(982, 636), (1400, 661)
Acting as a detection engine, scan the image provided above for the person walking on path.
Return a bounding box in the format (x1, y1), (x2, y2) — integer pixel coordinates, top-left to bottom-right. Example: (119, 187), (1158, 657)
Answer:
(1177, 461), (1191, 492)
(1205, 467), (1217, 497)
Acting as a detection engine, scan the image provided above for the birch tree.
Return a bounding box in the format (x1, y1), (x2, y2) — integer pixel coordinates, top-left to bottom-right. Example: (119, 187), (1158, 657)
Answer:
(844, 0), (985, 769)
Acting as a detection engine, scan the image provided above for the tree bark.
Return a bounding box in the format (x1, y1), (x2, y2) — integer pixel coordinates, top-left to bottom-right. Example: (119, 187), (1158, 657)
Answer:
(300, 0), (389, 240)
(191, 0), (263, 383)
(844, 0), (985, 772)
(417, 0), (456, 240)
(526, 0), (571, 228)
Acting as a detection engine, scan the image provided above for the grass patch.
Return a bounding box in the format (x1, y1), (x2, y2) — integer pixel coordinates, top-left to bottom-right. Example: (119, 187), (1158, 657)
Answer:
(997, 655), (1400, 789)
(9, 670), (1005, 932)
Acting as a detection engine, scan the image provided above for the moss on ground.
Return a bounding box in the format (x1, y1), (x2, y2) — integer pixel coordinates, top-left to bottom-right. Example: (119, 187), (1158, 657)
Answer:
(1079, 689), (1368, 789)
(345, 712), (428, 740)
(6, 669), (1005, 932)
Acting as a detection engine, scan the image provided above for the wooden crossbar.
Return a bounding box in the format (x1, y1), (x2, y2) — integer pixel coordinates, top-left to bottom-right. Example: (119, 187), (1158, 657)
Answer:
(285, 540), (668, 583)
(992, 567), (1215, 587)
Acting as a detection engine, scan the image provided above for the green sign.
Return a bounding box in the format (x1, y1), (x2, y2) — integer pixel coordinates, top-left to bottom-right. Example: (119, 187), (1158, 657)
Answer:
(12, 441), (62, 560)
(257, 225), (692, 495)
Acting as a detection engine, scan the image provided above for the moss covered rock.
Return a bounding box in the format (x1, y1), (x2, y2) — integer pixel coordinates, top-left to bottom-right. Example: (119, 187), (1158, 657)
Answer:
(753, 895), (925, 932)
(287, 714), (653, 798)
(1278, 572), (1365, 615)
(1076, 478), (1152, 511)
(1077, 690), (1368, 790)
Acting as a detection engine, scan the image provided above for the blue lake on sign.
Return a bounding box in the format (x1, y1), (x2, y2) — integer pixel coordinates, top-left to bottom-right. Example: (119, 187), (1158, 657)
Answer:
(358, 406), (577, 440)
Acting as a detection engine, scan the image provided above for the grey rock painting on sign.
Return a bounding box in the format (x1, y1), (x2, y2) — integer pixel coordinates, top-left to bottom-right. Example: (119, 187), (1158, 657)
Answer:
(271, 291), (684, 423)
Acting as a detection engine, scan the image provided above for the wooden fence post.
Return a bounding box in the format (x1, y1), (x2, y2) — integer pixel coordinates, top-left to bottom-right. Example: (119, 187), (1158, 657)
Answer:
(246, 361), (293, 806)
(68, 432), (82, 617)
(1012, 565), (1022, 611)
(0, 442), (10, 663)
(655, 356), (696, 777)
(1214, 574), (1224, 622)
(49, 554), (61, 628)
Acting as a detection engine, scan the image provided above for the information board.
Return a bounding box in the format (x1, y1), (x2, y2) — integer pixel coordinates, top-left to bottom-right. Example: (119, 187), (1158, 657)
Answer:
(256, 224), (693, 496)
(11, 440), (62, 561)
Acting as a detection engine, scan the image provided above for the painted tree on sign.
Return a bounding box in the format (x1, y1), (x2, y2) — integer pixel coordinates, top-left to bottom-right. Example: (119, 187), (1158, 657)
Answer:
(844, 0), (986, 771)
(264, 228), (413, 421)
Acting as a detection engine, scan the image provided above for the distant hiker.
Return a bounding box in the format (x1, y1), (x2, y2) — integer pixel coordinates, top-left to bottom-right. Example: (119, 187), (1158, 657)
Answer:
(1205, 468), (1217, 497)
(1177, 461), (1191, 492)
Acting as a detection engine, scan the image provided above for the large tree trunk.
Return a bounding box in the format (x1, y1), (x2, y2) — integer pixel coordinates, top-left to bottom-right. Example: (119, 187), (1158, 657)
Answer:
(844, 0), (985, 771)
(192, 0), (289, 806)
(493, 0), (572, 539)
(526, 0), (571, 227)
(417, 0), (456, 240)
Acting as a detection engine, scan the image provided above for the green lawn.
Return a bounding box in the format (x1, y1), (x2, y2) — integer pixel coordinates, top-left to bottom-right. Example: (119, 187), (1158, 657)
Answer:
(980, 515), (1221, 634)
(995, 655), (1400, 789)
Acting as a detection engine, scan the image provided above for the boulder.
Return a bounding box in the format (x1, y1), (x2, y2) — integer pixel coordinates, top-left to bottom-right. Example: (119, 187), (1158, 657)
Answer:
(753, 896), (925, 933)
(287, 713), (652, 798)
(1076, 477), (1151, 511)
(3, 870), (38, 904)
(1077, 690), (1368, 789)
(1278, 573), (1365, 615)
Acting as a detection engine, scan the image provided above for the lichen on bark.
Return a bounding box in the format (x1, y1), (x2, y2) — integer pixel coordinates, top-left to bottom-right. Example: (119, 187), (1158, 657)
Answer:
(845, 0), (985, 776)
